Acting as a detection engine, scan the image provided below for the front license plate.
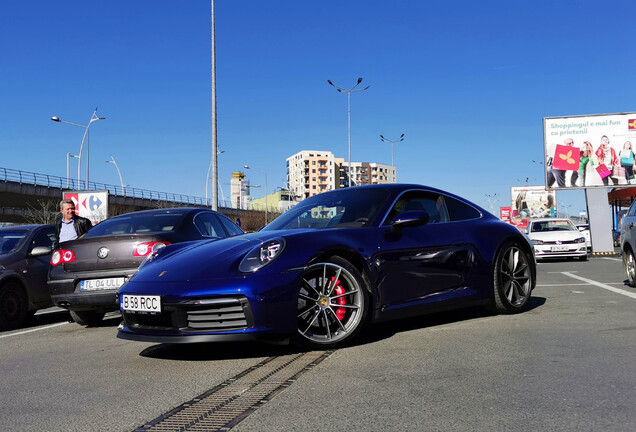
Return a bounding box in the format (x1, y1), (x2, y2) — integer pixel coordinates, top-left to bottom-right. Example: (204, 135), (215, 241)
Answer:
(550, 245), (569, 252)
(120, 294), (161, 313)
(80, 277), (125, 291)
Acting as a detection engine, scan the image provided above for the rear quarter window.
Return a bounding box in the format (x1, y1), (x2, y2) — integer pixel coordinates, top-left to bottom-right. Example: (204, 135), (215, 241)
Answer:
(444, 196), (481, 221)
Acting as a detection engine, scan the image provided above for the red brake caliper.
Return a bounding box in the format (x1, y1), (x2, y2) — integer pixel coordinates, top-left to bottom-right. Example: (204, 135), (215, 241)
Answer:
(331, 276), (347, 321)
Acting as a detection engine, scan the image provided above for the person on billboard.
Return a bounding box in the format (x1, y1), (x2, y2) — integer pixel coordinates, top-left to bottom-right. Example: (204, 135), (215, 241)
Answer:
(547, 138), (577, 188)
(532, 194), (555, 218)
(595, 135), (619, 186)
(54, 199), (93, 249)
(514, 190), (530, 218)
(620, 141), (635, 184)
(571, 141), (595, 187)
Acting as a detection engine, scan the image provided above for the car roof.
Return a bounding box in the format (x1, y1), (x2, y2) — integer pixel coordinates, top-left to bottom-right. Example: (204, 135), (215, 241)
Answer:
(106, 207), (216, 220)
(529, 218), (571, 223)
(0, 224), (53, 231)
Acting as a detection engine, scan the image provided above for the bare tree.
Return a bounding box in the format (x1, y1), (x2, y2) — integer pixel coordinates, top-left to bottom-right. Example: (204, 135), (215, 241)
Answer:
(23, 199), (59, 225)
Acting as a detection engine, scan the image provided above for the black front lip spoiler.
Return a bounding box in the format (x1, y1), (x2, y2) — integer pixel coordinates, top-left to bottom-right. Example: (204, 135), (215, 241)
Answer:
(116, 329), (289, 345)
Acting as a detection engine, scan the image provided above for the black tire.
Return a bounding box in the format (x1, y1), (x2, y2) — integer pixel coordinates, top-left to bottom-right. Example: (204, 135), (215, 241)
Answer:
(293, 256), (368, 349)
(70, 310), (105, 326)
(624, 250), (636, 287)
(492, 242), (533, 313)
(579, 254), (589, 261)
(0, 282), (28, 330)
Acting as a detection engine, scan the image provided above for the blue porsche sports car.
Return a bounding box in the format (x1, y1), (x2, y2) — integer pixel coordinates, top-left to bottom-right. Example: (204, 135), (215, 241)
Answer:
(117, 184), (536, 349)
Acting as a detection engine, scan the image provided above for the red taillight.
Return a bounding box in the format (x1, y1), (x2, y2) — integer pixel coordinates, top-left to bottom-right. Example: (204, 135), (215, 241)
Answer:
(133, 241), (171, 257)
(51, 249), (76, 266)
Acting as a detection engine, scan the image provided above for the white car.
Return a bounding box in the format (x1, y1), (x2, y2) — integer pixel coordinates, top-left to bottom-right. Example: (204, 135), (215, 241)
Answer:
(576, 224), (592, 251)
(526, 218), (588, 261)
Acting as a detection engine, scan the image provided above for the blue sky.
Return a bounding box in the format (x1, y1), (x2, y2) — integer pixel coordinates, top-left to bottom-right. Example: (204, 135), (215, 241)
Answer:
(1, 0), (634, 215)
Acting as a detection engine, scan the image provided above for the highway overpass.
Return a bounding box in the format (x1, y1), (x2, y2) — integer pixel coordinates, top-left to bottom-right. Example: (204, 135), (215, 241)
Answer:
(0, 167), (263, 227)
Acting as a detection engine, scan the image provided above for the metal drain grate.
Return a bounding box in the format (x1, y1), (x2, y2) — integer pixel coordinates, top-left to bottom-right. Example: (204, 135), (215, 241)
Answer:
(134, 350), (332, 432)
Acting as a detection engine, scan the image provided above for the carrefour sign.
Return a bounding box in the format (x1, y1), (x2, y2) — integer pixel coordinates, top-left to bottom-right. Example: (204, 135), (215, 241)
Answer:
(63, 190), (109, 225)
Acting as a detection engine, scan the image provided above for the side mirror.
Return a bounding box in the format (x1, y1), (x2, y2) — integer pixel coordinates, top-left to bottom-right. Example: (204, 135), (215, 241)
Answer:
(29, 246), (52, 257)
(391, 210), (429, 230)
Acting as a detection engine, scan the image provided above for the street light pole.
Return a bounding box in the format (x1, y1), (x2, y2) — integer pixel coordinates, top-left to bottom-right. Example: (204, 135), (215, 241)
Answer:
(211, 0), (219, 211)
(380, 133), (404, 181)
(484, 193), (499, 215)
(206, 150), (225, 206)
(106, 155), (125, 197)
(327, 78), (370, 187)
(66, 153), (79, 189)
(244, 165), (268, 224)
(52, 108), (105, 189)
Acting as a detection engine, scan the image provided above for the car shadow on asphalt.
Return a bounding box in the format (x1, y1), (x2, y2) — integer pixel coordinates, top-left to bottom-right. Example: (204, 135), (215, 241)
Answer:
(352, 296), (547, 348)
(137, 297), (546, 361)
(1, 309), (72, 333)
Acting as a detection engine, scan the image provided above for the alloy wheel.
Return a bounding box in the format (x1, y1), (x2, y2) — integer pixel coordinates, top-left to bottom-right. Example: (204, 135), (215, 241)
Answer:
(297, 261), (365, 346)
(499, 246), (532, 307)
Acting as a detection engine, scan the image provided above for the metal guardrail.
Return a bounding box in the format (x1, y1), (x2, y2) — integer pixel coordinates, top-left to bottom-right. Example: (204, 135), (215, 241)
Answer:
(0, 166), (209, 205)
(0, 166), (285, 212)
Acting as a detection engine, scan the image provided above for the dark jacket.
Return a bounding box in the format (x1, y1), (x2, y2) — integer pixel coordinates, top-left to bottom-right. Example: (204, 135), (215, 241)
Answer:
(54, 216), (93, 249)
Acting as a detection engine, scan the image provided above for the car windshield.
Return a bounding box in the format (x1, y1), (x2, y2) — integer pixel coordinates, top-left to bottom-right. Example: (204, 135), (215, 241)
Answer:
(84, 213), (186, 237)
(531, 220), (576, 233)
(263, 188), (392, 231)
(0, 230), (28, 254)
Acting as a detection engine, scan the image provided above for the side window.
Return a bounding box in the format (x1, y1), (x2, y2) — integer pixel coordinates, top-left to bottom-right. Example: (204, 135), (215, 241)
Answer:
(443, 195), (481, 221)
(32, 228), (55, 249)
(384, 191), (449, 225)
(629, 201), (636, 217)
(219, 216), (243, 236)
(194, 213), (226, 238)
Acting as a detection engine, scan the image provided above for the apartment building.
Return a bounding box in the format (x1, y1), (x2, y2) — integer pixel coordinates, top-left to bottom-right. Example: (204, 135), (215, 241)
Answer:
(286, 151), (344, 200)
(346, 162), (396, 186)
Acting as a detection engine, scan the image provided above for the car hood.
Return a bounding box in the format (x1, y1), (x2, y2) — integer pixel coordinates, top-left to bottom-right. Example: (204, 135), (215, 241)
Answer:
(131, 230), (312, 283)
(527, 231), (583, 241)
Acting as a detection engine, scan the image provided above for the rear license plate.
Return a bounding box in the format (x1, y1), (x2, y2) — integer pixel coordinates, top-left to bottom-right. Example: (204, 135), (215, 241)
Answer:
(80, 277), (125, 291)
(120, 295), (161, 313)
(550, 245), (569, 252)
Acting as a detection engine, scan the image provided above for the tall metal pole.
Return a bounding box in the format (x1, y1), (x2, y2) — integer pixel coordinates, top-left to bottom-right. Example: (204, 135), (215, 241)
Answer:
(244, 165), (268, 224)
(66, 153), (78, 189)
(380, 134), (404, 182)
(211, 0), (218, 210)
(327, 78), (370, 187)
(52, 109), (104, 190)
(106, 155), (125, 197)
(347, 91), (351, 186)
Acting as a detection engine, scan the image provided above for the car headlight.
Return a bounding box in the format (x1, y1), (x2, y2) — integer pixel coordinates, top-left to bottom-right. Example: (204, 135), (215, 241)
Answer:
(531, 239), (544, 245)
(575, 237), (585, 243)
(239, 239), (286, 273)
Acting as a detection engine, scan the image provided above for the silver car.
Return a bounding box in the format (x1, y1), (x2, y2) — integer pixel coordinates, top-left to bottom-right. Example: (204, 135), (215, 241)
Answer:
(620, 201), (636, 286)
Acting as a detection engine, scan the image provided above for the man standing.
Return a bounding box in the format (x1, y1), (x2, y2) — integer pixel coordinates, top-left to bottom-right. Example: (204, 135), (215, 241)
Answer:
(54, 199), (93, 249)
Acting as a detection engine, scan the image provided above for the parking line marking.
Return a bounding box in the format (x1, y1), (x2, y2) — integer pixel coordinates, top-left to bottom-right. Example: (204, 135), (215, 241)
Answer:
(0, 322), (68, 340)
(561, 272), (636, 299)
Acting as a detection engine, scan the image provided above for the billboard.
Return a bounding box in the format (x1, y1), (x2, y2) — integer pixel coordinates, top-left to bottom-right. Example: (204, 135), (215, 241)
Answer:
(63, 190), (109, 225)
(511, 186), (556, 229)
(543, 113), (636, 189)
(500, 206), (511, 222)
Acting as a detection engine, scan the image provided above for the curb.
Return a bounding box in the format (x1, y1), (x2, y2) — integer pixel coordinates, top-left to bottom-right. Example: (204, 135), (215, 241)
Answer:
(590, 252), (621, 257)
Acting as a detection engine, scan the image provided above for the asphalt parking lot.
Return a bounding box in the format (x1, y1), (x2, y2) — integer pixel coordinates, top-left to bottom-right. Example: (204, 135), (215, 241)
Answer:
(1, 255), (634, 432)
